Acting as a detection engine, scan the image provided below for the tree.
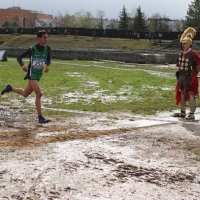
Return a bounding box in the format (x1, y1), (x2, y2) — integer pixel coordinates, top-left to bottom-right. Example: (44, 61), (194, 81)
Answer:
(53, 12), (65, 27)
(172, 20), (184, 32)
(109, 19), (119, 29)
(128, 6), (136, 29)
(73, 10), (94, 28)
(119, 5), (129, 30)
(62, 14), (76, 27)
(96, 10), (105, 29)
(84, 11), (95, 28)
(148, 13), (172, 32)
(148, 13), (161, 32)
(25, 13), (38, 27)
(132, 6), (147, 31)
(2, 21), (12, 27)
(1, 21), (20, 28)
(12, 21), (20, 27)
(185, 0), (200, 30)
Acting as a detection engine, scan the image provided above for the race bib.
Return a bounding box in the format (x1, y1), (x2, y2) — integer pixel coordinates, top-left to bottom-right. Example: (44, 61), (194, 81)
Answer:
(32, 58), (46, 69)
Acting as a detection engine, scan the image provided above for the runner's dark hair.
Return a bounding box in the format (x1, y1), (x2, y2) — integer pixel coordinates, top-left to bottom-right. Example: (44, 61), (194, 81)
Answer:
(37, 30), (47, 38)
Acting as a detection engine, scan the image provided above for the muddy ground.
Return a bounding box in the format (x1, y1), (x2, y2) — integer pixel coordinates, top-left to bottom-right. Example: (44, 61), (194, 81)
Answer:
(0, 105), (200, 200)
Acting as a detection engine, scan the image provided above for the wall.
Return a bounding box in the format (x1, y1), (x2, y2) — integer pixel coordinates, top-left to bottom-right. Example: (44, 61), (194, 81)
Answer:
(0, 47), (178, 64)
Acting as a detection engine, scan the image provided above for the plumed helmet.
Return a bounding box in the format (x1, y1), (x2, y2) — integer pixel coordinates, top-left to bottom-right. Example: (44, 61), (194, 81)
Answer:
(180, 27), (196, 44)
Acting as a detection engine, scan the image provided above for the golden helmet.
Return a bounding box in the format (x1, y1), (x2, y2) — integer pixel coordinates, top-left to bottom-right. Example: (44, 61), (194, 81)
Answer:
(180, 27), (196, 44)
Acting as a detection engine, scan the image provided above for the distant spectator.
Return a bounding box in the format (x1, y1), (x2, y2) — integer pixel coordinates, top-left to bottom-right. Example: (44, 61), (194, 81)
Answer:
(144, 33), (148, 40)
(126, 31), (129, 39)
(5, 29), (9, 34)
(133, 32), (137, 40)
(47, 29), (52, 36)
(74, 30), (78, 38)
(12, 28), (17, 34)
(107, 31), (110, 37)
(158, 33), (162, 43)
(153, 32), (157, 40)
(57, 30), (61, 35)
(129, 32), (133, 40)
(103, 30), (107, 37)
(137, 32), (140, 40)
(92, 30), (96, 37)
(148, 32), (152, 41)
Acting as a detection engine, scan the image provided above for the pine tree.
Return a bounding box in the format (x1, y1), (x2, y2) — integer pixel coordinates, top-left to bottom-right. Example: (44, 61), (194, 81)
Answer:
(185, 0), (200, 30)
(132, 6), (147, 31)
(119, 5), (129, 30)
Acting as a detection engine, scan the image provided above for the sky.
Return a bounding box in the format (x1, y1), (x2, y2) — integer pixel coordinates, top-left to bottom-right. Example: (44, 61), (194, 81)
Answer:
(0, 0), (193, 20)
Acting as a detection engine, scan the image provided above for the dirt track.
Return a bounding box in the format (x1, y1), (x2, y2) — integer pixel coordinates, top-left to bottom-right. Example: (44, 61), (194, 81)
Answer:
(0, 105), (200, 199)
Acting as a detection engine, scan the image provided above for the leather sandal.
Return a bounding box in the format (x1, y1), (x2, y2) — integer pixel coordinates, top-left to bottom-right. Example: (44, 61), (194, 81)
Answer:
(173, 111), (185, 118)
(186, 113), (195, 120)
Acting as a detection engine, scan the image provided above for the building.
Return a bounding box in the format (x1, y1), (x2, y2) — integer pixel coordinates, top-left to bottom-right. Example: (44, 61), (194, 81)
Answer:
(0, 6), (53, 27)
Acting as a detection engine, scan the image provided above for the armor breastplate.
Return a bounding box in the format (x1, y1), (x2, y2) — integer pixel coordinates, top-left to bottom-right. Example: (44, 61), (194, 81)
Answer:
(178, 54), (193, 75)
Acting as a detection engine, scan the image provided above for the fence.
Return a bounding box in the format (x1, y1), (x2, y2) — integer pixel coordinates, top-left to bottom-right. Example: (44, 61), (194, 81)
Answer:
(1, 27), (198, 40)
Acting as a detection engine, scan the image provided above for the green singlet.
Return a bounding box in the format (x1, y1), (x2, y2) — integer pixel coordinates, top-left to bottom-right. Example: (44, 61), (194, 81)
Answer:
(30, 45), (48, 80)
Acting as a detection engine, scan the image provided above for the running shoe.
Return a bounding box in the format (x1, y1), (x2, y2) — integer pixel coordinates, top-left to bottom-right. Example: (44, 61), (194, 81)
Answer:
(38, 115), (50, 123)
(1, 84), (12, 95)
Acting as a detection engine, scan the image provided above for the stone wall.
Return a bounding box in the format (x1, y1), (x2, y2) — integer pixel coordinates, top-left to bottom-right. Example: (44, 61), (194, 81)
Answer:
(0, 47), (178, 64)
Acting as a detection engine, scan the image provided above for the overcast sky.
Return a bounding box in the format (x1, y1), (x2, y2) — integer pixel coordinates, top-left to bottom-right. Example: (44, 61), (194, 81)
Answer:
(1, 0), (192, 20)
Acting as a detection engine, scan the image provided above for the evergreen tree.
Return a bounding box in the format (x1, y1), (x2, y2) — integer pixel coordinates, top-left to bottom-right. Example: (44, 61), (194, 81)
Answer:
(132, 6), (147, 31)
(12, 22), (20, 27)
(185, 0), (200, 30)
(119, 5), (129, 30)
(2, 21), (12, 27)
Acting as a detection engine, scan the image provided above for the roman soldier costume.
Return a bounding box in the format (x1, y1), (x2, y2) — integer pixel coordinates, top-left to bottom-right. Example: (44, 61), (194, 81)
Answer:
(173, 27), (200, 120)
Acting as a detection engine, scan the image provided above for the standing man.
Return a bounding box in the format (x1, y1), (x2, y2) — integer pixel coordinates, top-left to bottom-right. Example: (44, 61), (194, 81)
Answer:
(173, 27), (200, 120)
(1, 30), (51, 123)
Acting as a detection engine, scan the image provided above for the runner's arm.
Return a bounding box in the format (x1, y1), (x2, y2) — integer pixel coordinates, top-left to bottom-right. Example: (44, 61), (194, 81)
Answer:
(45, 46), (51, 72)
(46, 46), (51, 66)
(17, 48), (32, 67)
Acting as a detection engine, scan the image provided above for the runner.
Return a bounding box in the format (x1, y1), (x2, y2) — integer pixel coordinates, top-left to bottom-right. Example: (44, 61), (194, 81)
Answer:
(1, 30), (51, 123)
(173, 27), (200, 120)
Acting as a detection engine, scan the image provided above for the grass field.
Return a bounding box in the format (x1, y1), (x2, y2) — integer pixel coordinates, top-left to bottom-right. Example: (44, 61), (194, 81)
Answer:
(0, 58), (182, 116)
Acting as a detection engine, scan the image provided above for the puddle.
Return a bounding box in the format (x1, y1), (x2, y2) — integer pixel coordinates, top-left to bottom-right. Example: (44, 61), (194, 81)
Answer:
(113, 119), (170, 128)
